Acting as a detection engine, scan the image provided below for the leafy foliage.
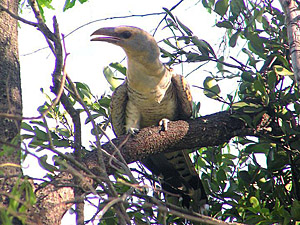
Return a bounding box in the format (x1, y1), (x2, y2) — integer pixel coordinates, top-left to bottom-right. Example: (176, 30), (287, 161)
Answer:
(14, 0), (300, 224)
(0, 178), (36, 225)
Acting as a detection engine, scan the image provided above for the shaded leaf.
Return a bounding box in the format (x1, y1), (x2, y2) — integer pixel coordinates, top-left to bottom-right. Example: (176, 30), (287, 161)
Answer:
(216, 20), (233, 29)
(215, 0), (229, 17)
(103, 66), (124, 90)
(245, 143), (270, 153)
(38, 155), (57, 173)
(176, 17), (193, 36)
(203, 77), (221, 99)
(109, 62), (127, 76)
(163, 7), (176, 22)
(273, 65), (293, 76)
(229, 30), (240, 47)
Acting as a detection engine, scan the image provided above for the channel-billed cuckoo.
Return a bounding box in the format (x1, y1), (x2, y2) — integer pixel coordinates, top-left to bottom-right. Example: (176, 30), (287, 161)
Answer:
(91, 26), (207, 212)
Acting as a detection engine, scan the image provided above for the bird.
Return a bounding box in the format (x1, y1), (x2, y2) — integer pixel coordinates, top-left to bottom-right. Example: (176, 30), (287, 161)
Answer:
(91, 26), (207, 212)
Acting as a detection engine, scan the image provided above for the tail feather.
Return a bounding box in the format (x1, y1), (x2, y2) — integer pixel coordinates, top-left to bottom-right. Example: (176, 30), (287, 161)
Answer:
(142, 150), (207, 212)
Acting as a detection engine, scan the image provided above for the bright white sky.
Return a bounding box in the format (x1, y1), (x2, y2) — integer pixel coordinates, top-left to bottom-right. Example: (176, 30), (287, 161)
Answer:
(18, 0), (243, 223)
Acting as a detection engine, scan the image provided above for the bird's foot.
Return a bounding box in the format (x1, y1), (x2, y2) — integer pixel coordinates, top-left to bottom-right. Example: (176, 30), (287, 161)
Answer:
(159, 118), (170, 131)
(127, 127), (140, 135)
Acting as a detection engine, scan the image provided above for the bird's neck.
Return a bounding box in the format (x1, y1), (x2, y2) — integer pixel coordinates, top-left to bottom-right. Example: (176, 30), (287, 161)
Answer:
(126, 57), (170, 93)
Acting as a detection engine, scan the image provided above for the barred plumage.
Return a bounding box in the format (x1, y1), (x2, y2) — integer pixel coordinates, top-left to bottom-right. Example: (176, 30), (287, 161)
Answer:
(91, 26), (207, 212)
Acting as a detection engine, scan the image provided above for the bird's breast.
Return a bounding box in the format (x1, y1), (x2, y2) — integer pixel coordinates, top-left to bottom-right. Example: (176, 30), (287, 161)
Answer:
(127, 83), (178, 128)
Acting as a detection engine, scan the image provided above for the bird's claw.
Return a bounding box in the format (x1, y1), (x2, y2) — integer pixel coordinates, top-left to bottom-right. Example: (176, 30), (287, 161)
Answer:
(127, 127), (140, 135)
(159, 118), (170, 131)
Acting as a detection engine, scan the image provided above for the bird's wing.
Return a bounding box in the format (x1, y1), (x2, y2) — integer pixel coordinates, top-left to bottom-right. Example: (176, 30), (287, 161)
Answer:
(148, 72), (207, 211)
(110, 81), (128, 137)
(171, 73), (193, 119)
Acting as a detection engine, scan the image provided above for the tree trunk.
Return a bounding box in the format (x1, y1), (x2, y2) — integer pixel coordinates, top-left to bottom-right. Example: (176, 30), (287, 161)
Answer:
(0, 0), (23, 217)
(279, 0), (300, 84)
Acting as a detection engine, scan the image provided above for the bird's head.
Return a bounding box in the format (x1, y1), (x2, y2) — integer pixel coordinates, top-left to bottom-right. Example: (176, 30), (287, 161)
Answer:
(91, 26), (160, 64)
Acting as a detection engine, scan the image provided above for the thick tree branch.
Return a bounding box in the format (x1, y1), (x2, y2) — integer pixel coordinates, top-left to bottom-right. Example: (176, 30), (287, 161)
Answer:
(33, 111), (248, 225)
(84, 111), (248, 175)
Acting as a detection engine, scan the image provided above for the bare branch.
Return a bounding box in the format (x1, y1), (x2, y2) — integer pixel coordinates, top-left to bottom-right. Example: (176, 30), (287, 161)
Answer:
(0, 3), (38, 27)
(84, 111), (249, 175)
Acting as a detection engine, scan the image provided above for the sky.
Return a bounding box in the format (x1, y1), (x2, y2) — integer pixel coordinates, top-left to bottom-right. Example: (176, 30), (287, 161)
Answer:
(17, 0), (242, 223)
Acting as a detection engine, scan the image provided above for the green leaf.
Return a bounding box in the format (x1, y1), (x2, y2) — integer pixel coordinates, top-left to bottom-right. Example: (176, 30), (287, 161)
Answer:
(229, 30), (240, 47)
(214, 0), (229, 17)
(245, 143), (270, 153)
(75, 82), (92, 100)
(254, 79), (266, 95)
(52, 139), (69, 147)
(63, 0), (76, 11)
(267, 71), (277, 90)
(103, 66), (123, 90)
(241, 71), (254, 82)
(273, 65), (293, 76)
(176, 17), (193, 36)
(21, 122), (33, 132)
(232, 102), (263, 113)
(230, 0), (245, 17)
(217, 169), (227, 184)
(37, 0), (55, 10)
(109, 62), (127, 76)
(192, 101), (201, 118)
(239, 171), (251, 184)
(250, 196), (260, 210)
(178, 36), (191, 44)
(38, 155), (57, 173)
(203, 77), (221, 99)
(242, 48), (259, 67)
(160, 47), (175, 59)
(291, 200), (300, 219)
(163, 39), (178, 49)
(231, 114), (253, 126)
(217, 56), (224, 71)
(163, 7), (176, 22)
(216, 20), (233, 29)
(192, 37), (216, 57)
(85, 112), (106, 124)
(254, 7), (265, 23)
(246, 32), (265, 55)
(295, 102), (300, 114)
(186, 53), (210, 62)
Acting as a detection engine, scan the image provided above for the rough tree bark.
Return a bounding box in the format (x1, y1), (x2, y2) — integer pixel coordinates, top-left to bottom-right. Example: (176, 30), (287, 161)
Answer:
(34, 112), (249, 225)
(279, 0), (300, 84)
(0, 0), (23, 205)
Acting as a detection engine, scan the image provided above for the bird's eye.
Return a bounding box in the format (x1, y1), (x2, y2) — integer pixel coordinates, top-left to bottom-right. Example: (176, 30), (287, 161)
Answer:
(120, 31), (132, 39)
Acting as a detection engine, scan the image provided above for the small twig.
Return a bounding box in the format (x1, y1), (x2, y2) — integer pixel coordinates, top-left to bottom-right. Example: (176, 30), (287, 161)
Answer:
(56, 158), (97, 195)
(152, 0), (185, 36)
(61, 34), (82, 156)
(65, 74), (131, 224)
(230, 56), (248, 69)
(21, 12), (165, 56)
(43, 117), (55, 150)
(28, 0), (57, 55)
(0, 113), (22, 121)
(97, 193), (129, 221)
(0, 3), (38, 27)
(193, 85), (230, 105)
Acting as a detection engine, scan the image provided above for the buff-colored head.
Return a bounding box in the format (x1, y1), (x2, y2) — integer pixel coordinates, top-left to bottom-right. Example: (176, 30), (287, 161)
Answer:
(91, 26), (160, 63)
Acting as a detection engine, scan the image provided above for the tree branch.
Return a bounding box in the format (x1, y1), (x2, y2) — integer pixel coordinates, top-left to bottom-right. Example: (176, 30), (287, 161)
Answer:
(33, 111), (248, 224)
(84, 111), (248, 175)
(0, 3), (38, 27)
